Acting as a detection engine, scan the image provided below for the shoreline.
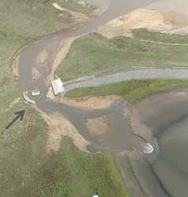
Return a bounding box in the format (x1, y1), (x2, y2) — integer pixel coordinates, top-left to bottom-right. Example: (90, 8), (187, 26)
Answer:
(119, 87), (188, 197)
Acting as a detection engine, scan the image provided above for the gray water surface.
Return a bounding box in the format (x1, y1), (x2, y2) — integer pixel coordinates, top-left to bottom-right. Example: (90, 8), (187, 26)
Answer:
(152, 117), (188, 197)
(135, 91), (188, 197)
(38, 98), (146, 153)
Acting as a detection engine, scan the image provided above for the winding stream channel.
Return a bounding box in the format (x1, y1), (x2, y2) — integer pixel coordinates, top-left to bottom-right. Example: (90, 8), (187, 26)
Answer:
(15, 0), (188, 197)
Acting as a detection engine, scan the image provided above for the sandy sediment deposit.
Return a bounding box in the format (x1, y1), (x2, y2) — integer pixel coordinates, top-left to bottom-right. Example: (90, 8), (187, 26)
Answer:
(98, 8), (181, 38)
(55, 95), (124, 110)
(86, 116), (108, 135)
(99, 0), (188, 38)
(36, 108), (90, 152)
(147, 0), (188, 34)
(46, 37), (76, 84)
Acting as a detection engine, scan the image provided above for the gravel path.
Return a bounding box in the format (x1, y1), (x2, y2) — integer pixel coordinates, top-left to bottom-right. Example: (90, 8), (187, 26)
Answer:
(64, 68), (188, 92)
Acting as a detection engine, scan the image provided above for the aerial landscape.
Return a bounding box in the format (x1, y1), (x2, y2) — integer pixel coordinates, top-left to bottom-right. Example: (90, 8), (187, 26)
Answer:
(1, 0), (188, 196)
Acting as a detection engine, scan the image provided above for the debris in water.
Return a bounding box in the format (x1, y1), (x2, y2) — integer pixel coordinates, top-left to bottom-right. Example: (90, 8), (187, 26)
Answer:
(143, 143), (154, 154)
(31, 89), (40, 96)
(23, 91), (35, 104)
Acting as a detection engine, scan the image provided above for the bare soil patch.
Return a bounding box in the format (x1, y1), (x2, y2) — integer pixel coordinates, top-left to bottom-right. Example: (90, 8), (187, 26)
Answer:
(36, 49), (48, 64)
(57, 95), (124, 110)
(47, 37), (76, 83)
(12, 55), (19, 79)
(86, 116), (108, 135)
(37, 108), (90, 152)
(98, 8), (176, 38)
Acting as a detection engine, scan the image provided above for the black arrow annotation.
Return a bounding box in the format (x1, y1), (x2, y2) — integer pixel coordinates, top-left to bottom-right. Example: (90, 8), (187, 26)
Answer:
(5, 110), (25, 130)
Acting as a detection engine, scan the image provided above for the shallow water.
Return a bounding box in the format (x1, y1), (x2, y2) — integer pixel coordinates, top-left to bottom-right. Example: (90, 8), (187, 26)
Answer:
(38, 99), (146, 153)
(152, 117), (188, 197)
(134, 90), (188, 197)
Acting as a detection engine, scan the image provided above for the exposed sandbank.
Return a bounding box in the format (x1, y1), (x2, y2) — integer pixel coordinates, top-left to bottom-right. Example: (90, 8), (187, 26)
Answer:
(55, 95), (124, 110)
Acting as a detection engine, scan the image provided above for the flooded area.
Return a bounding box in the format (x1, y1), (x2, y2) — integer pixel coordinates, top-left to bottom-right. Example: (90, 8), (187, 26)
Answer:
(15, 0), (188, 196)
(153, 117), (188, 197)
(38, 99), (147, 153)
(17, 0), (157, 155)
(131, 88), (188, 197)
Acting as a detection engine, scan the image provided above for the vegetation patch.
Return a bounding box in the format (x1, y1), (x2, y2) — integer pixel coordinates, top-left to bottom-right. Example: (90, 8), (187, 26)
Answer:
(66, 79), (188, 103)
(0, 125), (128, 197)
(133, 29), (188, 44)
(55, 0), (95, 14)
(56, 31), (188, 81)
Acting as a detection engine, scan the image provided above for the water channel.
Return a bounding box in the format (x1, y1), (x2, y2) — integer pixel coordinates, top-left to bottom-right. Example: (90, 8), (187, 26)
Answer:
(16, 0), (188, 196)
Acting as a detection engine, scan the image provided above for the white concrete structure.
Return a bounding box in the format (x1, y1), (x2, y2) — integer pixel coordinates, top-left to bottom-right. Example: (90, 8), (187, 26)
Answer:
(143, 143), (154, 154)
(78, 0), (86, 7)
(46, 87), (54, 99)
(31, 90), (40, 96)
(51, 78), (65, 96)
(23, 91), (36, 104)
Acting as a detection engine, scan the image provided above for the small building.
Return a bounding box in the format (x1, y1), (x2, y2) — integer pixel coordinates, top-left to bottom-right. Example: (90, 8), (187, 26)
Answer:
(51, 77), (65, 96)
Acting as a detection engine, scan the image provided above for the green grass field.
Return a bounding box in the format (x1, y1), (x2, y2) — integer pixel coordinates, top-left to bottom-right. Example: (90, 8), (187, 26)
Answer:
(0, 102), (128, 197)
(56, 30), (188, 81)
(66, 79), (188, 103)
(0, 1), (128, 196)
(0, 123), (128, 197)
(133, 28), (188, 44)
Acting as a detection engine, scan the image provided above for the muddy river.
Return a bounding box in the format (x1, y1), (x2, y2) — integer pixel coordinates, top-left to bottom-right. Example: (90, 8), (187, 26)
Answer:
(16, 0), (188, 196)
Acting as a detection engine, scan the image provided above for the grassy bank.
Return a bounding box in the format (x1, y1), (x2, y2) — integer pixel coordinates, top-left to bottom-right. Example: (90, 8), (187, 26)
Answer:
(56, 30), (188, 81)
(0, 1), (128, 196)
(0, 129), (128, 197)
(133, 28), (188, 44)
(56, 0), (95, 14)
(66, 79), (188, 103)
(0, 101), (128, 197)
(0, 0), (86, 132)
(0, 0), (86, 111)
